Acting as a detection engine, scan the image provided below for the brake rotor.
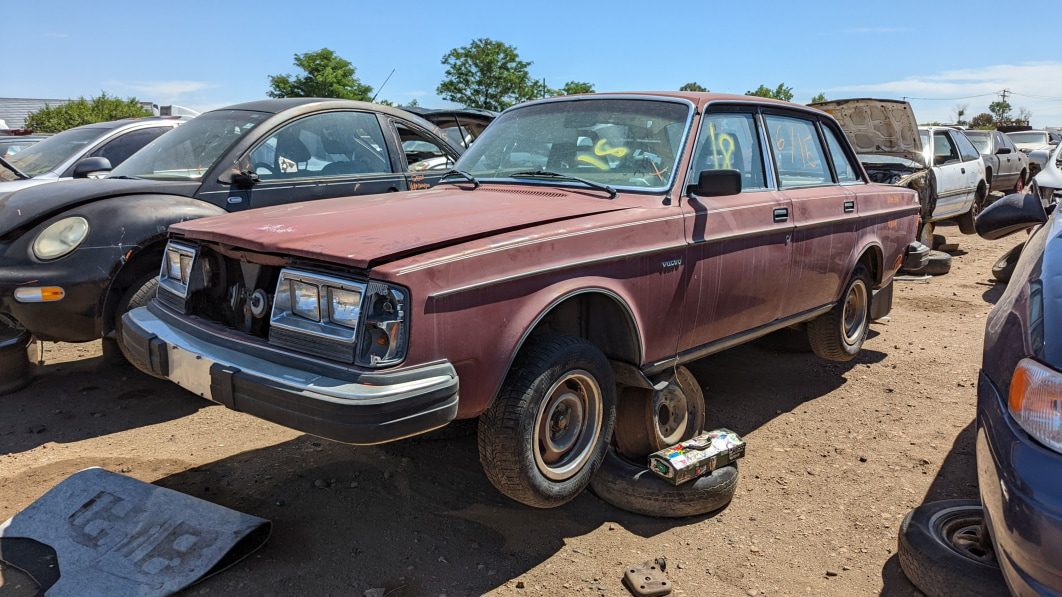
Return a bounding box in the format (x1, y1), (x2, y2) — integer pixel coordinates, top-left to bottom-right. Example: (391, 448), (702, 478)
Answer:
(615, 366), (705, 460)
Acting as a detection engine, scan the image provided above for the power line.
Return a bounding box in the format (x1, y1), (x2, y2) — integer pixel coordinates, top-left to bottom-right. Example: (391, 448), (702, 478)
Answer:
(1009, 90), (1062, 102)
(901, 91), (1002, 101)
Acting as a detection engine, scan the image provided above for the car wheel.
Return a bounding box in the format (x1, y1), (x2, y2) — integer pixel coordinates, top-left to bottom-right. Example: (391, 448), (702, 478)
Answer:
(958, 184), (987, 234)
(589, 446), (738, 518)
(1011, 169), (1027, 194)
(992, 243), (1024, 284)
(477, 335), (616, 508)
(0, 330), (35, 395)
(114, 272), (160, 365)
(897, 500), (1008, 597)
(614, 365), (705, 460)
(807, 265), (871, 362)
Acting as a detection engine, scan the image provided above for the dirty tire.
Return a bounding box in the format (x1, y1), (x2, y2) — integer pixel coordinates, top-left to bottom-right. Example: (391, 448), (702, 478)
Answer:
(477, 335), (616, 508)
(807, 265), (871, 362)
(957, 184), (986, 235)
(114, 273), (160, 365)
(897, 500), (1007, 597)
(992, 243), (1024, 284)
(924, 251), (952, 276)
(931, 234), (947, 251)
(1011, 169), (1027, 194)
(589, 447), (738, 518)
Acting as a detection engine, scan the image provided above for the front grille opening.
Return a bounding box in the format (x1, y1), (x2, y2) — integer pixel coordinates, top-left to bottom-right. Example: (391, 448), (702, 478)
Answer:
(184, 245), (282, 340)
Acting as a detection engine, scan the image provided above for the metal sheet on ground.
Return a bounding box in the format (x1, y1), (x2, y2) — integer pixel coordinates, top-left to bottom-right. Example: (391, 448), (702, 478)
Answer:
(0, 467), (270, 596)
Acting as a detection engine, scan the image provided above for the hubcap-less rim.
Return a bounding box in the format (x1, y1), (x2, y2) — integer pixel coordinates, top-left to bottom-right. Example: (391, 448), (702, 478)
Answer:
(532, 370), (602, 481)
(842, 281), (868, 346)
(932, 507), (997, 566)
(653, 384), (690, 446)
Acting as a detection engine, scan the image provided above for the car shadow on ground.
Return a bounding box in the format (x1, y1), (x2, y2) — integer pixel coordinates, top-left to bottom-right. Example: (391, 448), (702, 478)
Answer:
(0, 355), (208, 456)
(878, 420), (979, 596)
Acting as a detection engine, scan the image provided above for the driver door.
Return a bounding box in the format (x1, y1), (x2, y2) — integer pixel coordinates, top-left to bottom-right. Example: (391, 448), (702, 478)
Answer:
(929, 130), (968, 219)
(232, 110), (406, 210)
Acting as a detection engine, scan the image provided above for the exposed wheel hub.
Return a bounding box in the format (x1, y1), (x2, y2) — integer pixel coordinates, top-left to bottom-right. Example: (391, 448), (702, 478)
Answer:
(614, 366), (706, 461)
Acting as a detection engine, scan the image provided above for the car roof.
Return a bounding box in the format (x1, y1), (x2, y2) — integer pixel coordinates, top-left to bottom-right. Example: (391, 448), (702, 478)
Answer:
(510, 91), (829, 117)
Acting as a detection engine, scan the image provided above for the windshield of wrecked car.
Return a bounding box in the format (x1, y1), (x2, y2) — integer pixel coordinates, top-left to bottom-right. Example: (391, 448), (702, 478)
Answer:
(965, 132), (990, 154)
(111, 110), (268, 181)
(1, 126), (106, 180)
(456, 99), (690, 191)
(1008, 132), (1048, 145)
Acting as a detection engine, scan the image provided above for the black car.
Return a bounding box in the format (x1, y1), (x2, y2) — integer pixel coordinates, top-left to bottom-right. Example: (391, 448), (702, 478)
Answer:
(0, 98), (468, 376)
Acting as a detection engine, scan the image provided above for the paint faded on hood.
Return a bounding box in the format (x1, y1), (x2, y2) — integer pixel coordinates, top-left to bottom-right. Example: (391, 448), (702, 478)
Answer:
(0, 177), (200, 237)
(812, 98), (925, 166)
(171, 186), (630, 269)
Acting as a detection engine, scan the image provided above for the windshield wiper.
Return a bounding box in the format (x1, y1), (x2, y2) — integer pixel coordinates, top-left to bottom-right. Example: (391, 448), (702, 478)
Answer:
(509, 170), (617, 199)
(438, 169), (480, 189)
(0, 155), (28, 180)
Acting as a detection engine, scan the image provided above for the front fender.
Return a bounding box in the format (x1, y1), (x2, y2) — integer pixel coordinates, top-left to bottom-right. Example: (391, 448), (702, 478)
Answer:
(0, 195), (225, 342)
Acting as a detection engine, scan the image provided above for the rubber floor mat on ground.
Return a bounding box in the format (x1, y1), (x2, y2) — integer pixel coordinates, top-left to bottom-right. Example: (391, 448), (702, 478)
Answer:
(0, 467), (270, 597)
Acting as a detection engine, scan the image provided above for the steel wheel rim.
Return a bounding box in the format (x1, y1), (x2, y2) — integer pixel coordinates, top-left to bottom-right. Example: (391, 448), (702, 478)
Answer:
(532, 370), (602, 481)
(932, 507), (997, 566)
(841, 280), (868, 346)
(653, 383), (690, 446)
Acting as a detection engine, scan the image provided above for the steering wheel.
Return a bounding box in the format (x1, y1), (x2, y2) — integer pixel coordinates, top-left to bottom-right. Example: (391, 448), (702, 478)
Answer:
(252, 161), (277, 177)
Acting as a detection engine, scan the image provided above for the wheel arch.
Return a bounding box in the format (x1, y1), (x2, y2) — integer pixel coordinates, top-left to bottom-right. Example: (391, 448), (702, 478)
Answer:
(854, 242), (885, 289)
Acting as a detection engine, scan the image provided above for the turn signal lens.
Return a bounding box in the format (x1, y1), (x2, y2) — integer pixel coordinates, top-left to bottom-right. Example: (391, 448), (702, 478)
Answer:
(1009, 358), (1062, 454)
(14, 286), (65, 303)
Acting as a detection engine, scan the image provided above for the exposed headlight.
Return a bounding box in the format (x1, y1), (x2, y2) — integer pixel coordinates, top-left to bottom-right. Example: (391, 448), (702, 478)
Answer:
(268, 268), (407, 367)
(1009, 358), (1062, 454)
(32, 216), (89, 260)
(159, 241), (197, 298)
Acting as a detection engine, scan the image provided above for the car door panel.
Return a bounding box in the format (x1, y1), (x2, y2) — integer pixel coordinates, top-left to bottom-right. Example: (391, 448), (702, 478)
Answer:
(930, 130), (968, 219)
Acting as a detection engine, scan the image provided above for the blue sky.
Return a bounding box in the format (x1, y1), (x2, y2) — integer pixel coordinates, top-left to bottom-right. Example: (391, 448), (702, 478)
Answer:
(7, 0), (1062, 125)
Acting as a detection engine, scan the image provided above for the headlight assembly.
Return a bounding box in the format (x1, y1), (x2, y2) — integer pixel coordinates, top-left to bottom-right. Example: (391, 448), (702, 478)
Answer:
(159, 241), (198, 299)
(32, 216), (89, 260)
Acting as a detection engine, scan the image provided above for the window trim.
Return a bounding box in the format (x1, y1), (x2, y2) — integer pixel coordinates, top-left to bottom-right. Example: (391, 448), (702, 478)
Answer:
(761, 109), (838, 190)
(950, 130), (981, 163)
(685, 105), (773, 195)
(391, 119), (459, 172)
(818, 119), (867, 186)
(932, 130), (961, 166)
(240, 109), (395, 184)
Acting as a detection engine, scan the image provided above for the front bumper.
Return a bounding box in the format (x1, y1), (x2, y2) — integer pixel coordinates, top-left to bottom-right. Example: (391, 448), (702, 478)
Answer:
(976, 370), (1062, 595)
(122, 303), (459, 445)
(902, 241), (931, 272)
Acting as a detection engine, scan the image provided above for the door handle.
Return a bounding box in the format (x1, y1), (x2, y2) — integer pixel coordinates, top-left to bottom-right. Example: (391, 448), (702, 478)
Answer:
(773, 207), (789, 222)
(961, 167), (966, 174)
(843, 200), (856, 213)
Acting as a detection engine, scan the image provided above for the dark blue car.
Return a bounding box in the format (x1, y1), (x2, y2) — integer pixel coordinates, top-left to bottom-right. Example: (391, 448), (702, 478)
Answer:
(899, 190), (1061, 596)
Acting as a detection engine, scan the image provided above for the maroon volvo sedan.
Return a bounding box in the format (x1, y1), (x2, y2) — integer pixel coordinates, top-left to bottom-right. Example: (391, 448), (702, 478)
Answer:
(122, 92), (922, 508)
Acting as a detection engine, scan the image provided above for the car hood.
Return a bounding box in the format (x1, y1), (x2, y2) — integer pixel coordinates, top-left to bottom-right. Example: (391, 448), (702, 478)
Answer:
(0, 177), (200, 236)
(811, 99), (925, 166)
(171, 185), (631, 269)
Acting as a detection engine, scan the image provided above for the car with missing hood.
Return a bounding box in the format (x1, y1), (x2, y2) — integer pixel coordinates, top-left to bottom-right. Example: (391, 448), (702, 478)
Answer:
(121, 92), (921, 509)
(812, 99), (987, 242)
(0, 117), (186, 193)
(0, 98), (464, 370)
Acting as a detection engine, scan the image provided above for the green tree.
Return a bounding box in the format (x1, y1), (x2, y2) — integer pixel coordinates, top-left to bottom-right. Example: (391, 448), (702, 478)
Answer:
(679, 82), (708, 92)
(267, 48), (373, 101)
(809, 92), (827, 104)
(988, 99), (1013, 126)
(746, 83), (794, 102)
(25, 92), (152, 133)
(556, 81), (595, 96)
(970, 113), (995, 129)
(437, 38), (537, 111)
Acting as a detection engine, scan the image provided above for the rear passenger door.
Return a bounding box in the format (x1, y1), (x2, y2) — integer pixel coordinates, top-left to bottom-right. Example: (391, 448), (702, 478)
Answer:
(678, 106), (793, 352)
(995, 132), (1019, 183)
(952, 130), (984, 207)
(237, 110), (404, 209)
(764, 112), (860, 315)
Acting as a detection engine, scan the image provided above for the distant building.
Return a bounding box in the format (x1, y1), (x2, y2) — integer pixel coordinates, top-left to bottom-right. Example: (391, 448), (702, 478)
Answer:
(0, 98), (200, 130)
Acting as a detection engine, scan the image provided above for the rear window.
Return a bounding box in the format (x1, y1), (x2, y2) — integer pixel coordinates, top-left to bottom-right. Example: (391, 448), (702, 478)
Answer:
(764, 114), (832, 187)
(965, 132), (990, 154)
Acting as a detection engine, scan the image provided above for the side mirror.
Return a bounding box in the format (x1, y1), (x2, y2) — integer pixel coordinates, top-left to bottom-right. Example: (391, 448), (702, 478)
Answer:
(687, 169), (742, 197)
(217, 167), (259, 189)
(975, 192), (1048, 239)
(996, 146), (1012, 155)
(72, 156), (112, 179)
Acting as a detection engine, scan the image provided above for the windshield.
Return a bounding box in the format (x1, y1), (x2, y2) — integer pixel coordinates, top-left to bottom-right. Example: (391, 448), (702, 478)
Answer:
(456, 99), (690, 191)
(965, 132), (990, 153)
(1008, 132), (1048, 145)
(2, 126), (106, 180)
(111, 110), (268, 181)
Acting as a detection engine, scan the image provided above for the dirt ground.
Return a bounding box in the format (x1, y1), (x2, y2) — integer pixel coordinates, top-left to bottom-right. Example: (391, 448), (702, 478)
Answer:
(0, 222), (1021, 596)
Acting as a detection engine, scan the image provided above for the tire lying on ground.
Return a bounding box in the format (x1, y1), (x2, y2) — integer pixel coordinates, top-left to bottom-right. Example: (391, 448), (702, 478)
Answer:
(589, 447), (738, 518)
(907, 250), (952, 277)
(897, 499), (1008, 597)
(0, 332), (35, 395)
(991, 243), (1024, 284)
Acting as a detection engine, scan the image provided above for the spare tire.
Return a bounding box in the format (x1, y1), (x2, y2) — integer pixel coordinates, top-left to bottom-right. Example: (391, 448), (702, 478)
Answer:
(992, 243), (1024, 284)
(589, 447), (738, 518)
(924, 251), (952, 276)
(898, 500), (1007, 597)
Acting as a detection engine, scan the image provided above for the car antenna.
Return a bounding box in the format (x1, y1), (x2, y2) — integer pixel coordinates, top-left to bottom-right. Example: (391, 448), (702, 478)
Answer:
(371, 68), (396, 103)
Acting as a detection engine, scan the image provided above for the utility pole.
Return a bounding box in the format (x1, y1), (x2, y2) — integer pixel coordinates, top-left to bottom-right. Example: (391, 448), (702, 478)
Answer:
(1000, 89), (1010, 104)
